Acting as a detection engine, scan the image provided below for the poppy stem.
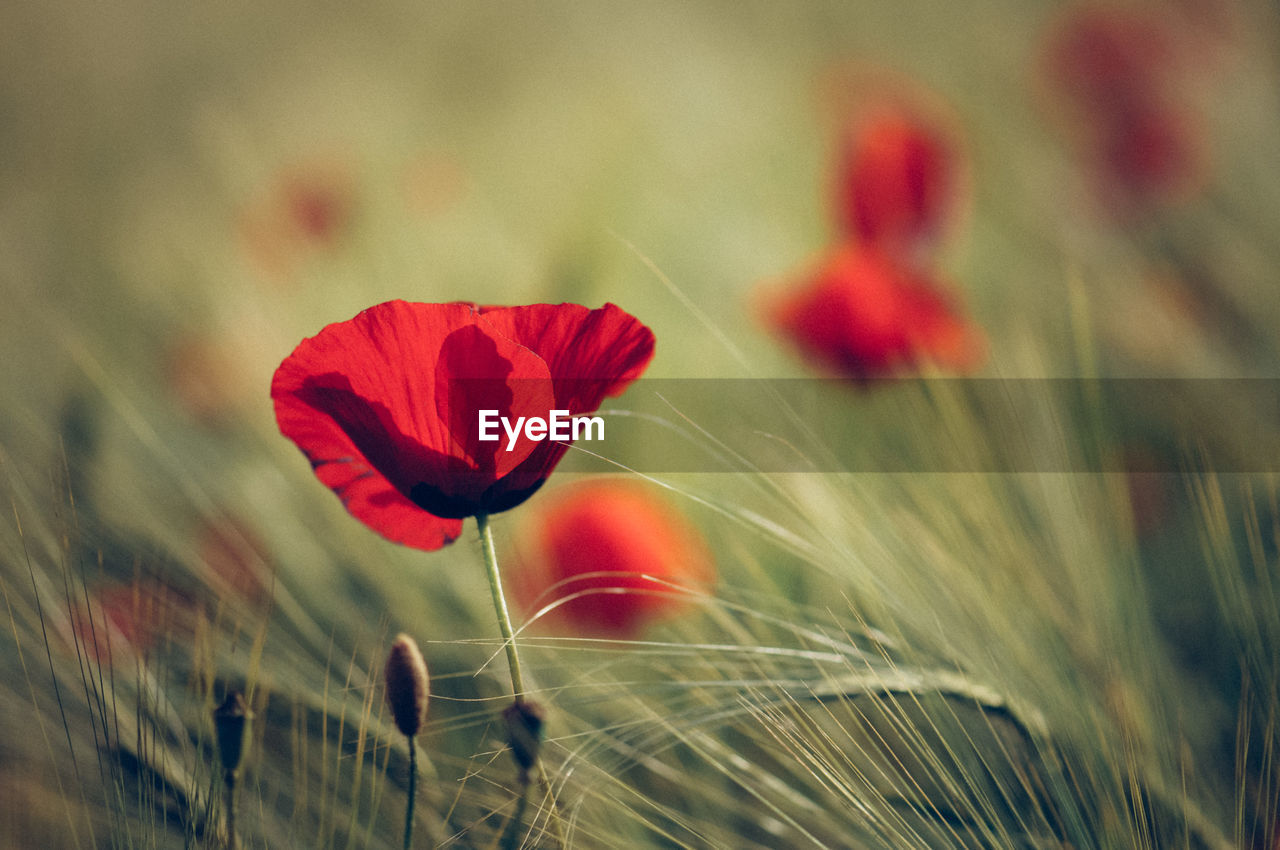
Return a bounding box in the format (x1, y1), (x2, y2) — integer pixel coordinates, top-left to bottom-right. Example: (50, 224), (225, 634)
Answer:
(224, 770), (239, 850)
(402, 736), (416, 850)
(476, 513), (567, 848)
(474, 512), (526, 699)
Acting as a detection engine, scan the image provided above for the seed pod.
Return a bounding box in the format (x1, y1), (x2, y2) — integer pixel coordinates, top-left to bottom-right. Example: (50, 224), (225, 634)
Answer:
(384, 633), (430, 738)
(213, 691), (251, 777)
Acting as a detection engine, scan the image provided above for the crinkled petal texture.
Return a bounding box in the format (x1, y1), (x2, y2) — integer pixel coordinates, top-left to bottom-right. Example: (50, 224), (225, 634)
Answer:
(765, 246), (983, 381)
(272, 300), (654, 550)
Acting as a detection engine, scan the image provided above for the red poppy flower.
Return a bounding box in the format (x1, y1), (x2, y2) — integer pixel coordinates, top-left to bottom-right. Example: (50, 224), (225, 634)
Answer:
(1041, 6), (1179, 121)
(511, 480), (714, 638)
(763, 245), (983, 381)
(240, 159), (354, 283)
(70, 581), (193, 664)
(1095, 104), (1207, 207)
(271, 300), (654, 551)
(833, 106), (959, 262)
(1038, 5), (1210, 208)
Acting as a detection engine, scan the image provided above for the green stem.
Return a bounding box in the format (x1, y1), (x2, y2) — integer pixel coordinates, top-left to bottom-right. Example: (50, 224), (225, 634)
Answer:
(403, 737), (417, 850)
(475, 512), (526, 700)
(499, 774), (530, 850)
(476, 513), (567, 849)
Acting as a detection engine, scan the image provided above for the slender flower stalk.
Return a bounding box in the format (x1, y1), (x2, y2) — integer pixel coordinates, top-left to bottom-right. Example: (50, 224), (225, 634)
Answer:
(212, 691), (251, 850)
(476, 512), (526, 699)
(476, 514), (565, 848)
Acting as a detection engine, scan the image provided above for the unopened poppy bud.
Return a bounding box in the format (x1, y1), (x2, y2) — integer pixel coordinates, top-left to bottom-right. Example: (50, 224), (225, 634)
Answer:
(213, 691), (251, 777)
(503, 700), (546, 776)
(384, 633), (430, 738)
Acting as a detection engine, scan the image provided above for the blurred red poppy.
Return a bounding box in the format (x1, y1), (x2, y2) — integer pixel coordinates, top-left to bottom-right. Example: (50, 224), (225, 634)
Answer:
(240, 160), (354, 283)
(512, 480), (714, 638)
(763, 245), (983, 381)
(1095, 104), (1207, 207)
(833, 106), (959, 262)
(1038, 4), (1209, 208)
(70, 581), (194, 664)
(1042, 6), (1178, 121)
(272, 300), (654, 551)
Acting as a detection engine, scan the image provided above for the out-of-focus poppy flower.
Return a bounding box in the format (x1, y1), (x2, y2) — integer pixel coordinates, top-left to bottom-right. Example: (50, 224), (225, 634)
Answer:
(1038, 4), (1210, 208)
(1041, 6), (1179, 119)
(512, 480), (714, 638)
(272, 300), (654, 551)
(833, 107), (959, 262)
(1096, 105), (1207, 207)
(240, 161), (354, 282)
(70, 581), (193, 664)
(762, 245), (983, 381)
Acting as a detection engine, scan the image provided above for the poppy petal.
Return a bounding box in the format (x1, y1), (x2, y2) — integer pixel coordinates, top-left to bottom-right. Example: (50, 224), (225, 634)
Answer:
(764, 246), (983, 381)
(834, 107), (957, 260)
(272, 301), (478, 547)
(478, 303), (655, 411)
(433, 322), (554, 480)
(473, 303), (654, 499)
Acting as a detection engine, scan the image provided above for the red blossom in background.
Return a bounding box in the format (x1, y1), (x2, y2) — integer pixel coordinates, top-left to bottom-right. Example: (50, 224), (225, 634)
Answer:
(1038, 4), (1213, 210)
(833, 106), (960, 264)
(1042, 7), (1179, 118)
(1094, 103), (1207, 207)
(763, 245), (984, 381)
(70, 581), (194, 664)
(240, 160), (355, 283)
(272, 300), (654, 551)
(760, 74), (983, 382)
(512, 480), (714, 638)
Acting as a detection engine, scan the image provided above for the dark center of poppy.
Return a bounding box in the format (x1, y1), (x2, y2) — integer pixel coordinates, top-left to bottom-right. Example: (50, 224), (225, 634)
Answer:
(409, 476), (546, 519)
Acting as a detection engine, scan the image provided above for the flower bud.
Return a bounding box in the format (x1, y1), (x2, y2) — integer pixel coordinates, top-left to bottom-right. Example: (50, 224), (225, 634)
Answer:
(503, 700), (546, 776)
(384, 633), (430, 738)
(213, 691), (251, 777)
